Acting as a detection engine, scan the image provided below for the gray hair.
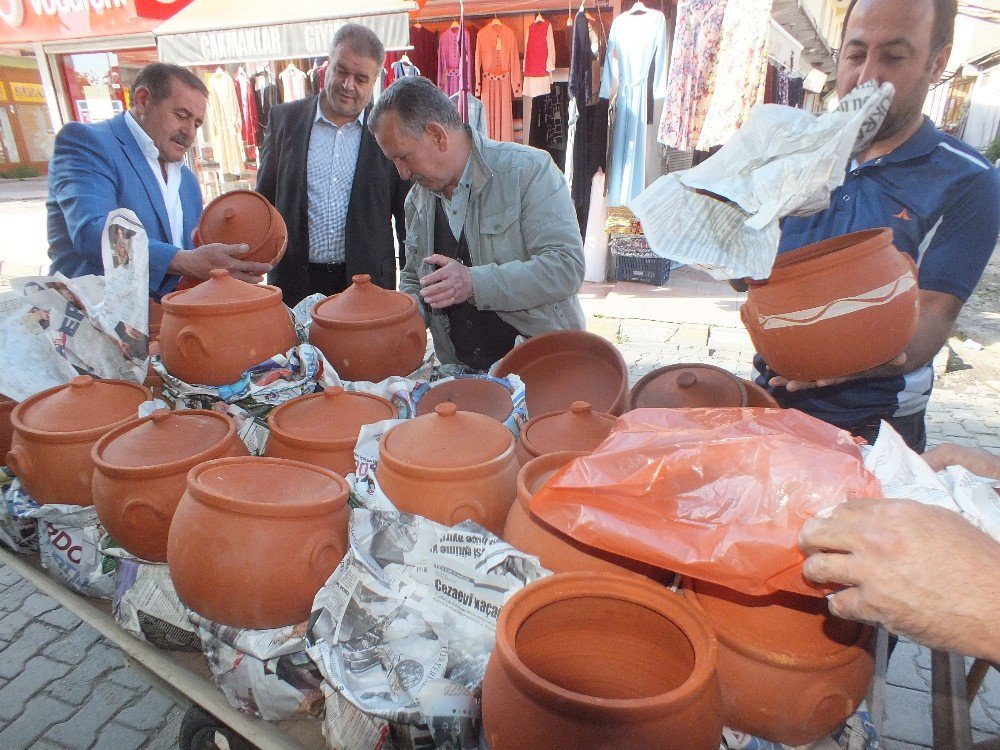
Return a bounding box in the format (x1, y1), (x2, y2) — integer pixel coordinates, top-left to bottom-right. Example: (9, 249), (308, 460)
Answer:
(369, 76), (463, 137)
(330, 23), (386, 67)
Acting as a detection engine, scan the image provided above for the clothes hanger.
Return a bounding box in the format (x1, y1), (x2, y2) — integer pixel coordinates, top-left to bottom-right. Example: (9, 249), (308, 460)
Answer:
(535, 12), (544, 22)
(628, 1), (649, 13)
(451, 18), (460, 28)
(491, 13), (502, 25)
(400, 52), (412, 64)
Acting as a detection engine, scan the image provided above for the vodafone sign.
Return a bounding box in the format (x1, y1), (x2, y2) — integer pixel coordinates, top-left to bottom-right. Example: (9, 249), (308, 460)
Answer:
(2, 0), (128, 27)
(0, 0), (24, 28)
(0, 0), (187, 42)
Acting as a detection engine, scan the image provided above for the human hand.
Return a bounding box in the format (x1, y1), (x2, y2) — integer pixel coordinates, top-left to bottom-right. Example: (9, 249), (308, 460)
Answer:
(799, 497), (1000, 660)
(923, 443), (1000, 480)
(419, 254), (474, 309)
(769, 353), (907, 392)
(169, 243), (272, 285)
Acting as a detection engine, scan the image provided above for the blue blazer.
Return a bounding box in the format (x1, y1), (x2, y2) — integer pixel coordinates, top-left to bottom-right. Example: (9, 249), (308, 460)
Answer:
(46, 113), (203, 297)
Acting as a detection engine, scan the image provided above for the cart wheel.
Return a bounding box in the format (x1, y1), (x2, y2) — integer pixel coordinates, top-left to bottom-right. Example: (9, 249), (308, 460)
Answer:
(178, 706), (258, 750)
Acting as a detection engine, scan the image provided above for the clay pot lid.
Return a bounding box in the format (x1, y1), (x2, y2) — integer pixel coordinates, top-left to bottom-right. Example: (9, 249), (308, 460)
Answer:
(17, 376), (149, 433)
(197, 190), (287, 266)
(521, 402), (615, 456)
(162, 269), (278, 309)
(95, 409), (235, 469)
(382, 402), (513, 469)
(628, 364), (747, 410)
(312, 275), (415, 325)
(269, 386), (397, 442)
(415, 378), (514, 422)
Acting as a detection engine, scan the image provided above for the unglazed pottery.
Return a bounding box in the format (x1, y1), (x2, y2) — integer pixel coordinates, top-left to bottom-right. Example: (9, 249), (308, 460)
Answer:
(739, 377), (781, 407)
(494, 330), (629, 417)
(415, 378), (514, 423)
(92, 409), (249, 561)
(627, 364), (748, 410)
(196, 189), (288, 268)
(7, 376), (150, 506)
(167, 456), (350, 629)
(742, 228), (919, 381)
(310, 274), (427, 382)
(515, 401), (616, 465)
(376, 402), (518, 535)
(482, 572), (724, 749)
(682, 579), (874, 745)
(0, 393), (16, 459)
(265, 386), (398, 476)
(505, 451), (667, 579)
(160, 269), (297, 386)
(148, 299), (163, 344)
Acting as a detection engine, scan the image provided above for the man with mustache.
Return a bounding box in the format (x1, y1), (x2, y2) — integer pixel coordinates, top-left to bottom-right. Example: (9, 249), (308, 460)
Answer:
(47, 63), (268, 297)
(257, 24), (410, 308)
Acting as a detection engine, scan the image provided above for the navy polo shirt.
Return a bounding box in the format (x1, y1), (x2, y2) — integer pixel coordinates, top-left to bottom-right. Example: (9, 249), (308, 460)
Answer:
(755, 117), (1000, 427)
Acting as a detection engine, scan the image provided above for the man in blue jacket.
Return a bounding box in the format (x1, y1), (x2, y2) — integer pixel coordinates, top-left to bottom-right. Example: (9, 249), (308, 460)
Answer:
(47, 63), (270, 298)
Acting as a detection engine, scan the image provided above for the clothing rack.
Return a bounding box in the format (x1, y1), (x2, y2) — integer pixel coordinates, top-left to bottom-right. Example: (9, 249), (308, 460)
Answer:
(417, 2), (612, 23)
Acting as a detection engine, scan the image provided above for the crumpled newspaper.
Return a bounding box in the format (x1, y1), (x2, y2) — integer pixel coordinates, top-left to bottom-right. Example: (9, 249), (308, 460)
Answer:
(0, 472), (38, 553)
(630, 81), (895, 280)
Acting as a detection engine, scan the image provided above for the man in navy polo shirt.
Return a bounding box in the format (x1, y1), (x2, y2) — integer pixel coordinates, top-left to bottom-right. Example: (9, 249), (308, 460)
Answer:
(754, 0), (1000, 452)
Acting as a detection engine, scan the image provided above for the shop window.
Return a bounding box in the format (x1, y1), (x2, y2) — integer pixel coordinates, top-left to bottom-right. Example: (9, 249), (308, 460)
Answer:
(58, 49), (157, 124)
(18, 105), (54, 163)
(0, 109), (20, 163)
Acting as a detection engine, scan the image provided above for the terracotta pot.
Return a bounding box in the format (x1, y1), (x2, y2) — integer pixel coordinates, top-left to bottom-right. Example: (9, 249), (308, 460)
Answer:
(505, 451), (668, 580)
(515, 401), (616, 466)
(0, 393), (16, 460)
(494, 330), (629, 417)
(197, 190), (288, 269)
(415, 377), (513, 423)
(739, 377), (781, 408)
(742, 228), (919, 381)
(148, 299), (163, 344)
(627, 364), (748, 410)
(92, 409), (249, 562)
(309, 274), (427, 382)
(681, 579), (874, 745)
(7, 376), (151, 506)
(167, 456), (350, 629)
(482, 572), (724, 750)
(376, 402), (517, 535)
(160, 269), (297, 386)
(265, 386), (398, 476)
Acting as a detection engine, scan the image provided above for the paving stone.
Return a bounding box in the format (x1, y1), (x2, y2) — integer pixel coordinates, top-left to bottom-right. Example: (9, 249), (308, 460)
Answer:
(92, 721), (147, 750)
(42, 622), (101, 666)
(0, 565), (20, 588)
(885, 639), (932, 692)
(115, 689), (181, 732)
(0, 579), (36, 615)
(20, 591), (59, 618)
(585, 315), (621, 343)
(0, 693), (75, 750)
(669, 323), (710, 346)
(0, 655), (73, 722)
(38, 605), (82, 630)
(47, 641), (125, 705)
(143, 714), (184, 750)
(707, 325), (753, 352)
(0, 621), (62, 680)
(619, 319), (679, 344)
(46, 680), (136, 747)
(880, 684), (932, 747)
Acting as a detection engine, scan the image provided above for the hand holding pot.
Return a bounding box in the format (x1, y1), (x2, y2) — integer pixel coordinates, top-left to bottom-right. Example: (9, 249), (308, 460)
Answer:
(799, 497), (1000, 661)
(769, 352), (907, 392)
(169, 242), (272, 285)
(420, 254), (474, 309)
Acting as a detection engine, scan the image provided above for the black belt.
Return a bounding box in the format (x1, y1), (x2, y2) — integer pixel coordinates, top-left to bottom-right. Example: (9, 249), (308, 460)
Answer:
(309, 262), (346, 274)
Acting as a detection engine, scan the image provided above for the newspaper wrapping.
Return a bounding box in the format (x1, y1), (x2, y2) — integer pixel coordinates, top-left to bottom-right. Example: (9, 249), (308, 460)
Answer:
(629, 81), (895, 280)
(0, 473), (37, 553)
(189, 614), (326, 721)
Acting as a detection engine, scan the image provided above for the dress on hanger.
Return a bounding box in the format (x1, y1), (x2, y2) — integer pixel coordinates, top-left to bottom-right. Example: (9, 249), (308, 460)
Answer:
(438, 26), (474, 96)
(475, 21), (522, 142)
(392, 59), (421, 79)
(253, 70), (280, 134)
(522, 19), (556, 98)
(599, 6), (668, 207)
(279, 64), (308, 102)
(409, 25), (438, 85)
(206, 69), (246, 176)
(235, 68), (259, 151)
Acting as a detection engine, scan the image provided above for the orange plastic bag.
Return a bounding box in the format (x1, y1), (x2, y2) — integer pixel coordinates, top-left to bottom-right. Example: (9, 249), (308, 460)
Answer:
(530, 408), (883, 597)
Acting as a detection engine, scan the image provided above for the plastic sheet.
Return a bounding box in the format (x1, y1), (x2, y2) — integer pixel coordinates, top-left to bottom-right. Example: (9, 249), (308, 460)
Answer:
(530, 408), (883, 596)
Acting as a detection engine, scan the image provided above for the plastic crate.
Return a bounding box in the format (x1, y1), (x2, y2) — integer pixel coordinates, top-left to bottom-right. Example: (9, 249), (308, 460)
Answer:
(612, 252), (672, 285)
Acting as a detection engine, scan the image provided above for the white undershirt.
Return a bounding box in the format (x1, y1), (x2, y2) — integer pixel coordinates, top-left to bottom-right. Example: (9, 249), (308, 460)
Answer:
(124, 112), (184, 248)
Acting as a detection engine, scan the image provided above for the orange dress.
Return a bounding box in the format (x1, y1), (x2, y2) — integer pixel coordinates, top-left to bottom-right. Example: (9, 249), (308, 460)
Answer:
(475, 22), (522, 142)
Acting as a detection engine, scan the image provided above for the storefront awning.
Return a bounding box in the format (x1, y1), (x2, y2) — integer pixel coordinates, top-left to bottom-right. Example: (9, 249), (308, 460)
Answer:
(154, 0), (417, 66)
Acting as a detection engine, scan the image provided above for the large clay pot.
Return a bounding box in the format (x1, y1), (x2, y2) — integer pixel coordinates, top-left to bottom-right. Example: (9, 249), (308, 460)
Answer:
(197, 189), (288, 268)
(742, 228), (919, 381)
(310, 274), (426, 382)
(92, 409), (249, 562)
(627, 364), (748, 410)
(265, 386), (398, 476)
(160, 269), (297, 386)
(505, 451), (668, 580)
(739, 377), (781, 407)
(0, 393), (16, 460)
(167, 456), (350, 629)
(376, 402), (517, 535)
(7, 376), (151, 506)
(482, 572), (724, 750)
(515, 401), (616, 466)
(415, 377), (513, 422)
(494, 330), (629, 417)
(681, 579), (874, 745)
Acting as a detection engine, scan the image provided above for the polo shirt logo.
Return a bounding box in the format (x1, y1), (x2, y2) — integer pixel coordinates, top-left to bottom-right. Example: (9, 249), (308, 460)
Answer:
(894, 209), (911, 221)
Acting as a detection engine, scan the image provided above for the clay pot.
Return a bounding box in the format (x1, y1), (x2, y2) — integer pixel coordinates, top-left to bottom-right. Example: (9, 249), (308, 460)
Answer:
(7, 376), (151, 506)
(742, 228), (919, 381)
(92, 409), (249, 562)
(265, 386), (398, 476)
(376, 402), (518, 535)
(681, 579), (874, 745)
(167, 456), (350, 629)
(482, 571), (724, 750)
(148, 299), (163, 344)
(196, 189), (288, 268)
(160, 269), (297, 386)
(515, 401), (616, 466)
(0, 393), (16, 460)
(739, 377), (781, 407)
(505, 451), (668, 580)
(494, 330), (629, 417)
(415, 377), (513, 422)
(310, 274), (427, 382)
(627, 364), (748, 410)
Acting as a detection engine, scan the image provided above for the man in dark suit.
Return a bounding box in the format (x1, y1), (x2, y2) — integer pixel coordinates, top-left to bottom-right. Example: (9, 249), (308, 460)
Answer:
(256, 23), (410, 308)
(47, 63), (269, 298)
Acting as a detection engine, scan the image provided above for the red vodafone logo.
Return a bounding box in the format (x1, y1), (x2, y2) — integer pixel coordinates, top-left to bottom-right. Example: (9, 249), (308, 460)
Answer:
(0, 0), (25, 28)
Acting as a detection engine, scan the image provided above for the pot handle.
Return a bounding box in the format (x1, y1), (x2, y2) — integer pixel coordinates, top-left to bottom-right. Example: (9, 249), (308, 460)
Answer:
(6, 447), (30, 478)
(404, 329), (425, 356)
(449, 502), (486, 529)
(309, 542), (344, 572)
(122, 497), (171, 532)
(176, 326), (208, 359)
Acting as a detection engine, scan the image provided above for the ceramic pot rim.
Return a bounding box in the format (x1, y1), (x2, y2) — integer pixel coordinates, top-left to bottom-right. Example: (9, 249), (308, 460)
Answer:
(161, 284), (286, 316)
(515, 450), (587, 514)
(266, 390), (398, 451)
(378, 428), (515, 477)
(310, 293), (418, 330)
(11, 381), (151, 444)
(626, 363), (749, 410)
(519, 408), (616, 458)
(750, 228), (893, 286)
(495, 572), (719, 719)
(92, 410), (239, 479)
(682, 580), (874, 670)
(186, 456), (349, 518)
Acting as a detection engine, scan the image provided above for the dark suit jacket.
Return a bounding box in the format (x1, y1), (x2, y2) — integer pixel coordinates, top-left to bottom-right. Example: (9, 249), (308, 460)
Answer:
(256, 96), (409, 307)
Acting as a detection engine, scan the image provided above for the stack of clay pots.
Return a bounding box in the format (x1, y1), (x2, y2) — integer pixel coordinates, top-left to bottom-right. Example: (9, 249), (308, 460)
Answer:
(515, 401), (616, 465)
